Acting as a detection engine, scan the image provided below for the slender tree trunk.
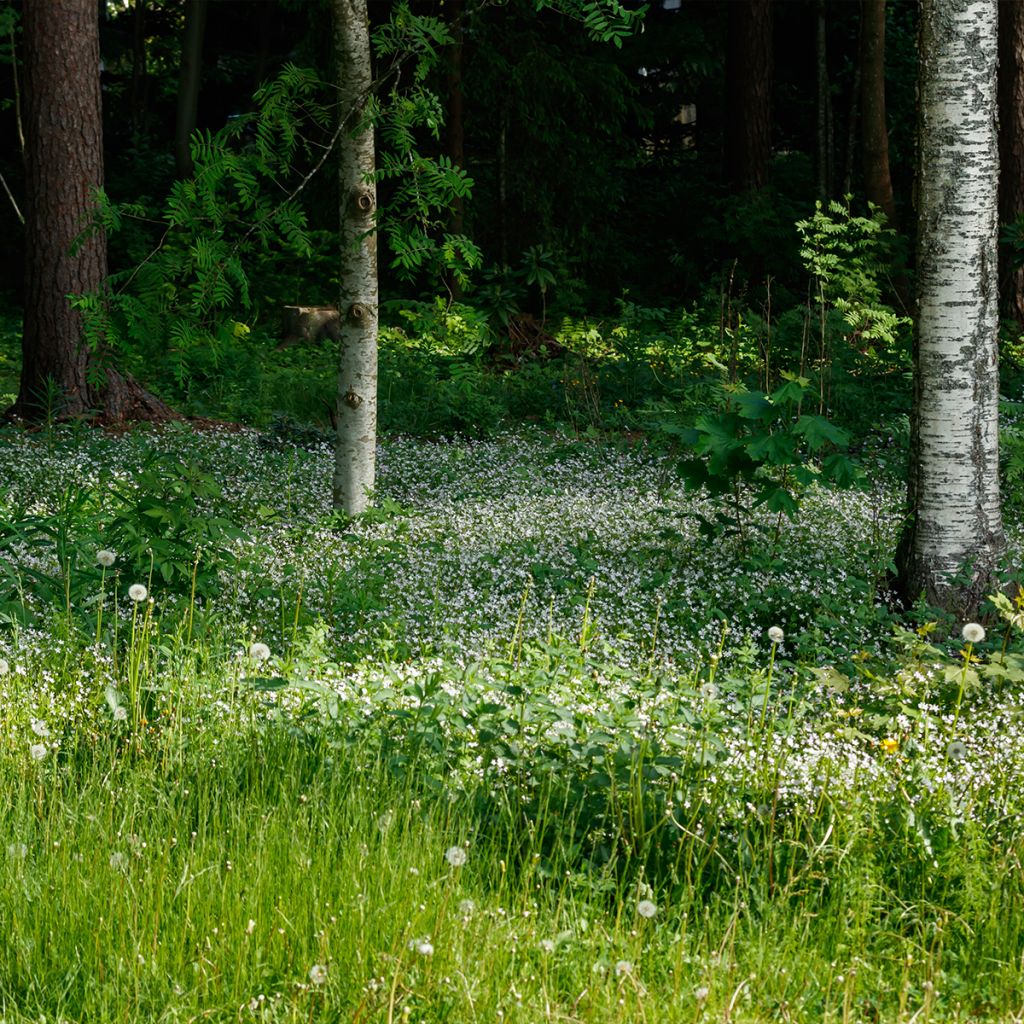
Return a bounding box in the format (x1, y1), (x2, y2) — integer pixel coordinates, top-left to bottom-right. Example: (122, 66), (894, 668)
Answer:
(498, 100), (508, 266)
(130, 0), (148, 136)
(999, 0), (1024, 329)
(446, 0), (465, 238)
(816, 0), (831, 200)
(332, 0), (378, 514)
(842, 59), (861, 197)
(175, 0), (207, 179)
(724, 0), (773, 191)
(896, 0), (1004, 616)
(860, 0), (897, 224)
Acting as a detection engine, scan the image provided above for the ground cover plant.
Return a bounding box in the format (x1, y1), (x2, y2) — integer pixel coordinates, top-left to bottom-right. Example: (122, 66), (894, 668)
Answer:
(3, 422), (1024, 1021)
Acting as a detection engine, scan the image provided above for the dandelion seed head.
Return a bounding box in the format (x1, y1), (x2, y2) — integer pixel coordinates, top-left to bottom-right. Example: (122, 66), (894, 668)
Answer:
(962, 623), (985, 644)
(309, 963), (327, 986)
(458, 898), (475, 916)
(540, 939), (555, 954)
(248, 642), (271, 661)
(768, 626), (785, 644)
(128, 584), (148, 603)
(615, 959), (633, 977)
(30, 719), (50, 738)
(109, 851), (127, 871)
(7, 842), (27, 860)
(946, 739), (967, 761)
(445, 845), (467, 867)
(695, 985), (710, 1002)
(0, 658), (9, 676)
(29, 743), (47, 761)
(113, 705), (128, 722)
(637, 899), (658, 919)
(96, 550), (116, 568)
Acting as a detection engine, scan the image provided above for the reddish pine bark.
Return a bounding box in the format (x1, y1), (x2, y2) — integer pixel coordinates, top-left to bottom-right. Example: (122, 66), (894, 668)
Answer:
(14, 0), (174, 425)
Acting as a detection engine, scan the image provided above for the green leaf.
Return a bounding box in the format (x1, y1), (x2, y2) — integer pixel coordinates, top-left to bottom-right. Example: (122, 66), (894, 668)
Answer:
(792, 415), (850, 452)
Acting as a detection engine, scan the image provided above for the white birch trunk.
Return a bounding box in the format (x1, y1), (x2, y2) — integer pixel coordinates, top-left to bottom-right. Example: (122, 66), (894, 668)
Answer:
(899, 0), (1004, 612)
(332, 0), (378, 515)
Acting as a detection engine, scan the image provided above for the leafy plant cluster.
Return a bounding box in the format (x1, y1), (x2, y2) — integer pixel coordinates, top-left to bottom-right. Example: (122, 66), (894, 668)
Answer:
(0, 450), (247, 627)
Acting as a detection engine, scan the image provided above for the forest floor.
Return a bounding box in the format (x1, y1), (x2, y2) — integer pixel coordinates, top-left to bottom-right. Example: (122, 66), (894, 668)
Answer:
(1, 422), (1024, 1022)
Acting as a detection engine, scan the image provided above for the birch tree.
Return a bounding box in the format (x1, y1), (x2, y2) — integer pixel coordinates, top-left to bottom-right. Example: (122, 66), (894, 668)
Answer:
(332, 0), (378, 515)
(896, 0), (1004, 614)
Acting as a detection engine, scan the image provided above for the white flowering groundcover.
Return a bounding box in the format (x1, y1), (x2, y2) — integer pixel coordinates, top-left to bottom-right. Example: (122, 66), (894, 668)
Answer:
(0, 424), (1023, 1020)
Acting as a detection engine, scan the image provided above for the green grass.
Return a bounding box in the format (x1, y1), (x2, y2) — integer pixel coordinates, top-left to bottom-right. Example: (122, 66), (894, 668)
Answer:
(2, 626), (1024, 1022)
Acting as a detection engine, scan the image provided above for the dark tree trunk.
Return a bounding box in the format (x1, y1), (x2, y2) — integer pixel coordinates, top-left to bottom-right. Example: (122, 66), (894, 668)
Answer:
(18, 0), (106, 420)
(816, 0), (832, 200)
(999, 0), (1024, 330)
(724, 0), (774, 191)
(14, 0), (174, 425)
(175, 0), (208, 179)
(860, 0), (897, 224)
(446, 0), (465, 237)
(130, 0), (148, 136)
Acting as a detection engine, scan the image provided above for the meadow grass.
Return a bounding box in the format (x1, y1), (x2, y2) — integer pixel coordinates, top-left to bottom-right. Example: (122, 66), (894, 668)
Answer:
(1, 423), (1024, 1021)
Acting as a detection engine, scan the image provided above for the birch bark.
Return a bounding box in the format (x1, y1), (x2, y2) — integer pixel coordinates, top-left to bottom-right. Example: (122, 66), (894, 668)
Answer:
(332, 0), (379, 515)
(897, 0), (1004, 613)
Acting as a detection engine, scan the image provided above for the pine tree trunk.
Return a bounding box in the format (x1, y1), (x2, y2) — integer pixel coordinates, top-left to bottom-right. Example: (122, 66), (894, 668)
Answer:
(999, 0), (1024, 329)
(175, 0), (207, 179)
(724, 0), (773, 191)
(332, 0), (378, 515)
(13, 0), (175, 426)
(860, 0), (897, 224)
(896, 0), (1004, 616)
(17, 0), (106, 420)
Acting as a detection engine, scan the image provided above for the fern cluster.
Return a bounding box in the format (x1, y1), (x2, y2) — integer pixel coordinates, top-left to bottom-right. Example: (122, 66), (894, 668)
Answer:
(73, 64), (326, 387)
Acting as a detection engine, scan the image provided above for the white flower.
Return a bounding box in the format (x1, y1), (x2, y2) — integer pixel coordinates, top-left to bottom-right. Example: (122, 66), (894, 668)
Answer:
(309, 963), (328, 986)
(0, 658), (9, 676)
(637, 899), (657, 919)
(445, 845), (467, 867)
(29, 743), (47, 761)
(615, 959), (633, 977)
(768, 626), (785, 644)
(113, 705), (128, 722)
(30, 719), (50, 738)
(248, 642), (271, 661)
(962, 622), (985, 644)
(96, 549), (116, 568)
(695, 985), (710, 1001)
(109, 851), (127, 871)
(128, 584), (148, 603)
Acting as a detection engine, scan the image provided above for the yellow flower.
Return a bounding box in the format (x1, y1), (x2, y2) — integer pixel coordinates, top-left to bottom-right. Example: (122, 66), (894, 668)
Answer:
(881, 737), (899, 754)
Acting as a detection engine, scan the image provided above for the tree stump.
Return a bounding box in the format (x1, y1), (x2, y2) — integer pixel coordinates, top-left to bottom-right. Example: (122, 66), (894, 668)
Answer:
(280, 305), (341, 347)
